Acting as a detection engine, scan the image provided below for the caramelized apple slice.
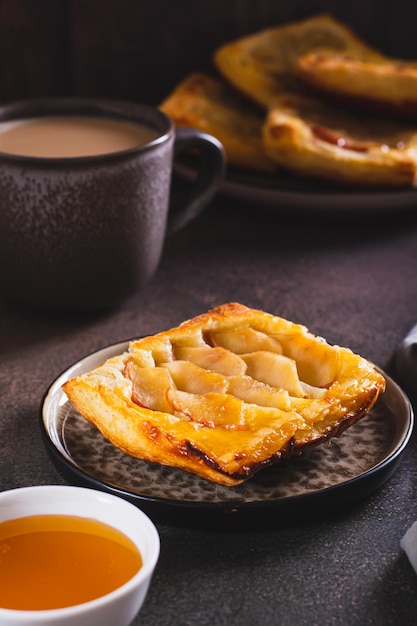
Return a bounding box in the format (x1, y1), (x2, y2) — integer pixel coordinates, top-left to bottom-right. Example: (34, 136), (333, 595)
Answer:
(124, 361), (174, 413)
(276, 334), (339, 387)
(167, 389), (247, 429)
(227, 375), (291, 409)
(174, 345), (247, 376)
(242, 351), (305, 397)
(167, 387), (303, 434)
(208, 326), (283, 354)
(163, 360), (229, 394)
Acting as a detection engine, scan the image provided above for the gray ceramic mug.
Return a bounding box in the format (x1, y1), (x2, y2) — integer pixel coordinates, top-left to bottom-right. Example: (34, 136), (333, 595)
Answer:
(0, 98), (225, 311)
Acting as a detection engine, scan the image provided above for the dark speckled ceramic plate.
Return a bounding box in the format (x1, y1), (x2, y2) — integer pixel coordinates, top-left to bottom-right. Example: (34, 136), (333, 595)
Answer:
(40, 341), (413, 527)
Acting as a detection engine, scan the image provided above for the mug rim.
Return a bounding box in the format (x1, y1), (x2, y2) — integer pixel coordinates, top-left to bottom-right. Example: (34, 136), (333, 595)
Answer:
(0, 96), (173, 162)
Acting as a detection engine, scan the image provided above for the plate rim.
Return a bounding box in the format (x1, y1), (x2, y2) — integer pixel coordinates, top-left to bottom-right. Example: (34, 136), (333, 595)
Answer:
(174, 160), (417, 213)
(40, 340), (414, 524)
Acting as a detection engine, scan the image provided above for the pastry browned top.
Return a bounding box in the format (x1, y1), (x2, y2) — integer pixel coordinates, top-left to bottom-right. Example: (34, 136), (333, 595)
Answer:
(160, 13), (417, 188)
(213, 13), (382, 109)
(160, 72), (277, 173)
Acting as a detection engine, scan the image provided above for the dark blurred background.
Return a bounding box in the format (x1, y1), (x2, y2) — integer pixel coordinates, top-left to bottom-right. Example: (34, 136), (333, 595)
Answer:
(0, 0), (415, 106)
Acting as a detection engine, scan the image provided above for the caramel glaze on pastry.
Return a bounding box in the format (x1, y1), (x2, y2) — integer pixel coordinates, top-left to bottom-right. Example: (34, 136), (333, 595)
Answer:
(63, 303), (386, 487)
(160, 72), (278, 173)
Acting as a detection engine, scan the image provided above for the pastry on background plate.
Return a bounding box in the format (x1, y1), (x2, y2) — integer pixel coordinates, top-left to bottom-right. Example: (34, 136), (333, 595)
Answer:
(63, 303), (385, 487)
(213, 13), (382, 109)
(160, 72), (277, 173)
(263, 92), (417, 187)
(160, 14), (417, 188)
(296, 51), (417, 121)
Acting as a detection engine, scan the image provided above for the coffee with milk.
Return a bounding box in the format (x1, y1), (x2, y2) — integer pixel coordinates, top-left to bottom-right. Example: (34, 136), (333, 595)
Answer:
(0, 116), (159, 158)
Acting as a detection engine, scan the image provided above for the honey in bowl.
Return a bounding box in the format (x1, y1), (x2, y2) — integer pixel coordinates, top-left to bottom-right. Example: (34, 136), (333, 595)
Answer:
(0, 514), (143, 611)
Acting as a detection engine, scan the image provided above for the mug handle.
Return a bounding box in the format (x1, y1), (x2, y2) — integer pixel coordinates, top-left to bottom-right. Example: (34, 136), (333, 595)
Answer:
(167, 127), (226, 235)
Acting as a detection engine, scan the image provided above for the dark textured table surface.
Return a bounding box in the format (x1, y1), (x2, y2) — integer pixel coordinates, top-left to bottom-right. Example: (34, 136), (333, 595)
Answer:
(2, 189), (417, 625)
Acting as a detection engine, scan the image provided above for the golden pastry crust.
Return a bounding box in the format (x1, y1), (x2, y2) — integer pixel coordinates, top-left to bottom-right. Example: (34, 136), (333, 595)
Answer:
(159, 15), (417, 187)
(213, 13), (382, 109)
(160, 72), (277, 173)
(263, 92), (417, 187)
(63, 302), (385, 487)
(296, 51), (417, 120)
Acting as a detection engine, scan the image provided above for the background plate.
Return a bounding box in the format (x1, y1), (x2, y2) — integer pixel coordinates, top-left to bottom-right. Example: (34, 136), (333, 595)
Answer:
(41, 341), (413, 527)
(175, 161), (417, 214)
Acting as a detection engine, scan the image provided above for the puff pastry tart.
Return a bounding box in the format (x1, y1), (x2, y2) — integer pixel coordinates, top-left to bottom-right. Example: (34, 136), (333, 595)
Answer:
(160, 72), (277, 173)
(63, 303), (385, 487)
(213, 13), (382, 109)
(263, 92), (417, 187)
(296, 51), (417, 121)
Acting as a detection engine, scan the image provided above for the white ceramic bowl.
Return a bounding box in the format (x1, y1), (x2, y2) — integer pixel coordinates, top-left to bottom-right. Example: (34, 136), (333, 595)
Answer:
(0, 485), (160, 626)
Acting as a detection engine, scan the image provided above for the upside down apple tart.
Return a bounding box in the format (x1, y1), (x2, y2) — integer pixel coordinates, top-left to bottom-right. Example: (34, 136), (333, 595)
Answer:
(63, 303), (386, 486)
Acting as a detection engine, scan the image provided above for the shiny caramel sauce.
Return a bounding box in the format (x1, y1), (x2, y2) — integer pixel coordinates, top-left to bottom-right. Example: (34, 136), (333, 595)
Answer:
(0, 514), (142, 610)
